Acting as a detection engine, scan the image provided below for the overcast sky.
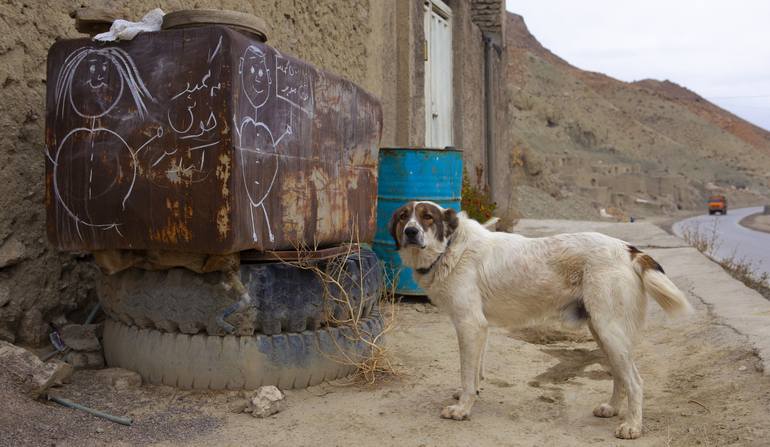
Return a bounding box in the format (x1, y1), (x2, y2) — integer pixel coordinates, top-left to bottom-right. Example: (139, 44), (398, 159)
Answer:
(505, 1), (770, 131)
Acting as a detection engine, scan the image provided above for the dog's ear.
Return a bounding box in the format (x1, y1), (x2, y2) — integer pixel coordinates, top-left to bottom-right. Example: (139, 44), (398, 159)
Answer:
(443, 208), (459, 237)
(389, 207), (402, 249)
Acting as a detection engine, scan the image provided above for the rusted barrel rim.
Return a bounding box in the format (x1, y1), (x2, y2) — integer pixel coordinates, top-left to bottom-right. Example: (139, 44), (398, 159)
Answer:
(240, 244), (363, 263)
(380, 146), (463, 153)
(162, 9), (269, 42)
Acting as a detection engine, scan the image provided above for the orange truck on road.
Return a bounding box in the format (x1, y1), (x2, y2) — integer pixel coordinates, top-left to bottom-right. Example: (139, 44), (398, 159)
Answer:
(708, 195), (728, 215)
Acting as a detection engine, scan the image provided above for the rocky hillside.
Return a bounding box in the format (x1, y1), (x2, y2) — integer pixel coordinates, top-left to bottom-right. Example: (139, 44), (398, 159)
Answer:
(503, 13), (770, 220)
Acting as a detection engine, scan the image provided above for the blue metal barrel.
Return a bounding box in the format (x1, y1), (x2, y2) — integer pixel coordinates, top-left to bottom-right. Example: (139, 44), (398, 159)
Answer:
(373, 147), (463, 295)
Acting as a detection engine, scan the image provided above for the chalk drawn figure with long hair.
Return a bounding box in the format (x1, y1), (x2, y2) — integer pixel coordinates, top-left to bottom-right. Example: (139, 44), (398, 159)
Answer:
(49, 46), (161, 239)
(234, 45), (294, 243)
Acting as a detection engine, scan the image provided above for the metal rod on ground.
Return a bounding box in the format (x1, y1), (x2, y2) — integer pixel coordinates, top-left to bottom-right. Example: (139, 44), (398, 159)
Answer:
(48, 395), (133, 426)
(85, 302), (102, 324)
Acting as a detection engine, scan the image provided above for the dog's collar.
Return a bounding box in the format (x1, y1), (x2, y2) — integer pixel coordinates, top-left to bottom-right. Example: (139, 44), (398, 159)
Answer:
(415, 237), (452, 275)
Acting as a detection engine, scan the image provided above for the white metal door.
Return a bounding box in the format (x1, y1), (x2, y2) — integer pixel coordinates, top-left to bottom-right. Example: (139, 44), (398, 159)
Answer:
(424, 0), (453, 148)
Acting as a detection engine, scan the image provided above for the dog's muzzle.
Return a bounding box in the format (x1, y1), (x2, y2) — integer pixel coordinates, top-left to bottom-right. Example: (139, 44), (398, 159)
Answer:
(403, 226), (425, 248)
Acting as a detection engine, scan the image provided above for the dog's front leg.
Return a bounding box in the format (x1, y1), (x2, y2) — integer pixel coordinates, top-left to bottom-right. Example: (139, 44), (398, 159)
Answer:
(442, 316), (487, 421)
(478, 326), (488, 382)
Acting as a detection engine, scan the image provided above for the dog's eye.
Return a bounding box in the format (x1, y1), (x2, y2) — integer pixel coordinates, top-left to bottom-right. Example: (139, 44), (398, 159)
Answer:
(399, 213), (408, 221)
(422, 214), (433, 221)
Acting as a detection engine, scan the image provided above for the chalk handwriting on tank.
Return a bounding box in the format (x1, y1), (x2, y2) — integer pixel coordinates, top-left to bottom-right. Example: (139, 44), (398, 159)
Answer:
(234, 45), (301, 243)
(275, 54), (314, 116)
(159, 36), (224, 183)
(50, 46), (160, 239)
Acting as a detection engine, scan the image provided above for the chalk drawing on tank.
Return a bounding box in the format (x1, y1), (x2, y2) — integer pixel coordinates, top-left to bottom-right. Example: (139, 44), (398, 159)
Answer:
(275, 54), (314, 117)
(234, 45), (303, 243)
(49, 46), (160, 240)
(160, 35), (224, 183)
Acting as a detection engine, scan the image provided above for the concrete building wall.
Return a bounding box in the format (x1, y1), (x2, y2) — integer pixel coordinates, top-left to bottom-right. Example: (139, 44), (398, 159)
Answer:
(365, 0), (398, 146)
(452, 0), (486, 184)
(391, 0), (426, 147)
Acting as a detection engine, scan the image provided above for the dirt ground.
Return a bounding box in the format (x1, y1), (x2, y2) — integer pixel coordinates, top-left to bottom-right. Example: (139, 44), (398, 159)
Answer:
(741, 213), (770, 234)
(3, 288), (770, 447)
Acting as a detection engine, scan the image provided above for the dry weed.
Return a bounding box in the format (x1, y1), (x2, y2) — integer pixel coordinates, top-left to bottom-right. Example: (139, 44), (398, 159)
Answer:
(681, 221), (770, 299)
(680, 219), (721, 256)
(277, 236), (400, 385)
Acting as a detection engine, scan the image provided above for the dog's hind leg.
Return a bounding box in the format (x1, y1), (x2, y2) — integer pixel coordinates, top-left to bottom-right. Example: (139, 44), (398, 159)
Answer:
(589, 320), (643, 439)
(442, 314), (488, 420)
(588, 323), (625, 418)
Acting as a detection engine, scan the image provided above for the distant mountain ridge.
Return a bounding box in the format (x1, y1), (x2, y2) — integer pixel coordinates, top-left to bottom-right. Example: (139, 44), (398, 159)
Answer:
(503, 12), (770, 219)
(631, 79), (770, 151)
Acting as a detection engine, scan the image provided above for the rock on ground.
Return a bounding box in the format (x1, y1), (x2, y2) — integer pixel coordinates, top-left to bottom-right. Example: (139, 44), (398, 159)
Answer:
(0, 340), (72, 398)
(245, 386), (284, 418)
(0, 237), (26, 268)
(64, 351), (105, 370)
(94, 367), (142, 389)
(60, 323), (102, 351)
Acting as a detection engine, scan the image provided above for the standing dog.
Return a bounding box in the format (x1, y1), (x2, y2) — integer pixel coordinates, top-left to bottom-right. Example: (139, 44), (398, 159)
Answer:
(389, 201), (692, 439)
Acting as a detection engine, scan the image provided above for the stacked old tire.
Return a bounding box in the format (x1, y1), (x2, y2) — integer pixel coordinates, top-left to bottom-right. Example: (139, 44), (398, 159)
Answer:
(100, 249), (384, 390)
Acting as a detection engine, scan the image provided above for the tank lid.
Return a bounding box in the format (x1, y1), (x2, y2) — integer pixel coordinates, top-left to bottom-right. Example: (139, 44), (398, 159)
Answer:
(162, 9), (269, 42)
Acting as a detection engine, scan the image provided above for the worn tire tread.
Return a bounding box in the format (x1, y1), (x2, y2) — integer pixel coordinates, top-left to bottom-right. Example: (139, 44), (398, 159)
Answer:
(103, 308), (384, 390)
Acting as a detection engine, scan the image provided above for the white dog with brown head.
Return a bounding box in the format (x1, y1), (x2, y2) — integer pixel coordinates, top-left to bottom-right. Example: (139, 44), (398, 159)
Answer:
(390, 200), (692, 439)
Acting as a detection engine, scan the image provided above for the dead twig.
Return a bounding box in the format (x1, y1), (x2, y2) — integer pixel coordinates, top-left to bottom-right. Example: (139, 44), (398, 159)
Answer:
(688, 399), (711, 413)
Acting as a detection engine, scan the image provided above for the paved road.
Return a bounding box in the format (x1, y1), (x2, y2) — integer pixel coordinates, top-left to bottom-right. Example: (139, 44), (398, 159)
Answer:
(672, 206), (770, 277)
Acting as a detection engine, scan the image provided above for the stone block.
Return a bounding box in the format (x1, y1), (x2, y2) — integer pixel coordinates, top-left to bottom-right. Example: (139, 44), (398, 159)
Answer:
(64, 351), (104, 369)
(60, 324), (101, 351)
(245, 386), (285, 418)
(0, 340), (73, 398)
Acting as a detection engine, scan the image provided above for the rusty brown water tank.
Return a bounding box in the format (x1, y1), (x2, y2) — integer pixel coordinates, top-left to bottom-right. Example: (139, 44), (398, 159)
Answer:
(45, 22), (382, 254)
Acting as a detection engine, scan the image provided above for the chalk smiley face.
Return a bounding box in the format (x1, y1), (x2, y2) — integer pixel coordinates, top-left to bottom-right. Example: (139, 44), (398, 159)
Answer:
(55, 47), (153, 121)
(71, 52), (124, 118)
(240, 46), (272, 109)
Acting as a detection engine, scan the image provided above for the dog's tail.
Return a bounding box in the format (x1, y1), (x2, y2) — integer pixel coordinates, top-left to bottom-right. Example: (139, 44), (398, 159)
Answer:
(629, 246), (693, 316)
(482, 216), (501, 231)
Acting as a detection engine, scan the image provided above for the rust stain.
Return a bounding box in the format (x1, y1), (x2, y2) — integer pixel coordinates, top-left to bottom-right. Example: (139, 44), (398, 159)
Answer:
(165, 158), (197, 185)
(281, 171), (308, 240)
(148, 198), (192, 244)
(309, 166), (350, 242)
(216, 205), (230, 239)
(165, 159), (183, 185)
(309, 167), (332, 238)
(216, 152), (231, 198)
(346, 170), (359, 190)
(215, 152), (231, 239)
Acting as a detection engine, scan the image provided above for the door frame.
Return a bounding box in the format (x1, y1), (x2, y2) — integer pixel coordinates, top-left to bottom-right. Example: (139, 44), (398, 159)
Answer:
(423, 0), (453, 148)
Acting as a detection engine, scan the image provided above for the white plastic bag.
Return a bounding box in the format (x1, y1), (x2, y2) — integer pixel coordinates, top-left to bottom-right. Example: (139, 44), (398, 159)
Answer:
(94, 8), (165, 42)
